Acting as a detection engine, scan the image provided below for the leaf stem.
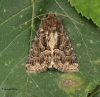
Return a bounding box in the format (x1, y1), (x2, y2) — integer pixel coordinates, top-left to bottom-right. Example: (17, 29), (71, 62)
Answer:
(30, 0), (35, 48)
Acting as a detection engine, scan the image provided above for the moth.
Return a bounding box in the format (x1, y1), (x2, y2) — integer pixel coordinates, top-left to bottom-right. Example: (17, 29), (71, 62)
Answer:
(26, 12), (79, 73)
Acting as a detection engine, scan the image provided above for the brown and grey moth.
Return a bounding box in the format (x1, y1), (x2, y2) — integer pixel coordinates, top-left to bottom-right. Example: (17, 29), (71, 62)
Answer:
(26, 12), (79, 73)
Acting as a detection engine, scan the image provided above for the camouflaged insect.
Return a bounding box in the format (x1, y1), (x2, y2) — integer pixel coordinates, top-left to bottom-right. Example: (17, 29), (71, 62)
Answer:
(26, 12), (79, 73)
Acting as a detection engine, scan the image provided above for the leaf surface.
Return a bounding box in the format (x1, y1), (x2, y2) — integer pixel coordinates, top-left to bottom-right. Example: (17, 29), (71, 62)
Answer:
(68, 0), (100, 28)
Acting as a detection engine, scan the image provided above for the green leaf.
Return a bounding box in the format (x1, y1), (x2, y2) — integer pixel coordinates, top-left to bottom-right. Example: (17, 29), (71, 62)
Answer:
(0, 0), (100, 97)
(88, 85), (100, 97)
(68, 0), (100, 28)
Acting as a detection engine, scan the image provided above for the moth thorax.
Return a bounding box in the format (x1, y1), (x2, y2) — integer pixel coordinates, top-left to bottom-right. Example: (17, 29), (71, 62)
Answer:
(48, 32), (58, 53)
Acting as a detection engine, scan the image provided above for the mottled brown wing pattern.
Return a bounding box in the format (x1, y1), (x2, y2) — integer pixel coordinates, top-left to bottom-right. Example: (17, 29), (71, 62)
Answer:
(26, 12), (79, 73)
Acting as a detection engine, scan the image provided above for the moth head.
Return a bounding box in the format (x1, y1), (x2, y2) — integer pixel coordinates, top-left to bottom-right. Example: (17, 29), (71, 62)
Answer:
(46, 12), (56, 18)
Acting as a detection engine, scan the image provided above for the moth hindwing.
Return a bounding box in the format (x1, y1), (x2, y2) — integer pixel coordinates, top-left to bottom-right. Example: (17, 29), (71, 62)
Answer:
(26, 12), (79, 73)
